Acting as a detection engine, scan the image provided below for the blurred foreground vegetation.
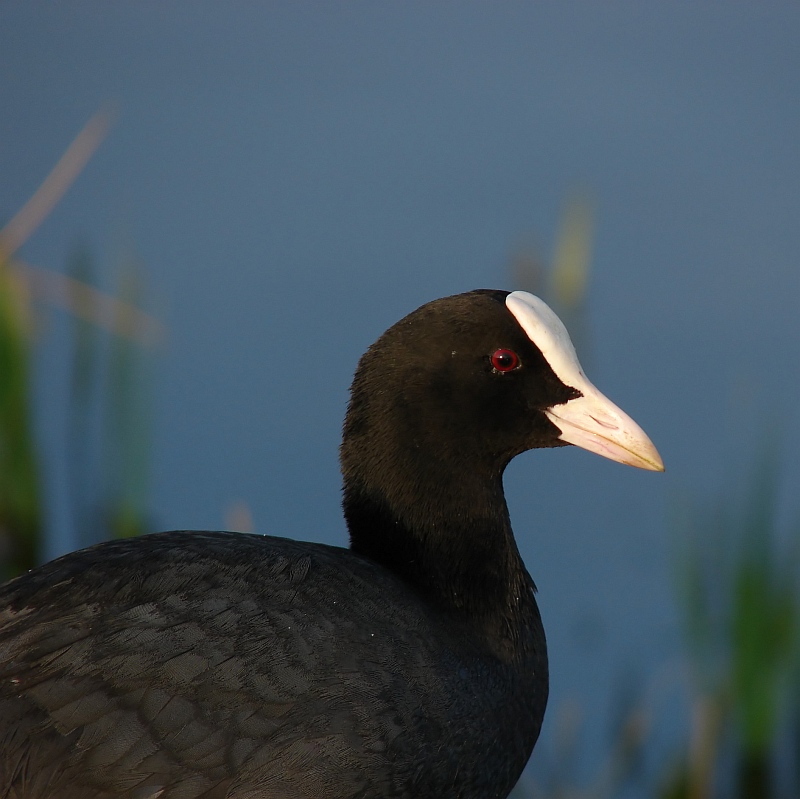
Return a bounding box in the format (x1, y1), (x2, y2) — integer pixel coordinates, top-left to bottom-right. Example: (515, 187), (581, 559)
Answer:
(1, 120), (797, 798)
(512, 457), (799, 799)
(0, 113), (159, 580)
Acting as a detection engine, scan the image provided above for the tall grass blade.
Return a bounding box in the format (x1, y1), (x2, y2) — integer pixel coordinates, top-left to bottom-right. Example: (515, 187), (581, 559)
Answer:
(0, 261), (41, 579)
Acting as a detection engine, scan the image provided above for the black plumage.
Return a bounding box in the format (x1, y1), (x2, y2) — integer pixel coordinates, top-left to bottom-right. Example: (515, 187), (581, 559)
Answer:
(0, 290), (662, 799)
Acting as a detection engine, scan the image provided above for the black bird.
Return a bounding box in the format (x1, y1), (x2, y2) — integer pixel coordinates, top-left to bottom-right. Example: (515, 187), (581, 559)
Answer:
(0, 290), (663, 799)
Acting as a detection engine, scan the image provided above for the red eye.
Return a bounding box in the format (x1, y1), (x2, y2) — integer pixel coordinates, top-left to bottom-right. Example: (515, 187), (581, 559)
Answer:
(490, 349), (520, 373)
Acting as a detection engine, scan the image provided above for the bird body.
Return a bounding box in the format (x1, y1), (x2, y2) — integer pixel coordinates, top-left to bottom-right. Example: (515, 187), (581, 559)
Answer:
(0, 290), (662, 798)
(1, 532), (543, 798)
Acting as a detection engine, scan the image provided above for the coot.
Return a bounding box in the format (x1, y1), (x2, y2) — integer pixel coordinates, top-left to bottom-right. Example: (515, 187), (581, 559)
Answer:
(0, 290), (662, 799)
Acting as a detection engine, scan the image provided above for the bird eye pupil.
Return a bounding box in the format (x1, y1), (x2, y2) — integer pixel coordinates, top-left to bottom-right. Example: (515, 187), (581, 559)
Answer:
(491, 349), (520, 372)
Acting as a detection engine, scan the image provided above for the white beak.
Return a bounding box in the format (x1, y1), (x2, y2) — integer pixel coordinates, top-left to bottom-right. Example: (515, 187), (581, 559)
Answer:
(546, 385), (664, 471)
(506, 290), (664, 472)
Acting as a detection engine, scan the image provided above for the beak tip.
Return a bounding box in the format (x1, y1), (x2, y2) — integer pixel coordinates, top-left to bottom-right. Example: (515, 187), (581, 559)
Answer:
(642, 443), (665, 473)
(624, 442), (664, 473)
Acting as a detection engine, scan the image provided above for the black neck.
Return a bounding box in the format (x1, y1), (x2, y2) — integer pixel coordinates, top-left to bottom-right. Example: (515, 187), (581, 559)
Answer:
(343, 455), (537, 656)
